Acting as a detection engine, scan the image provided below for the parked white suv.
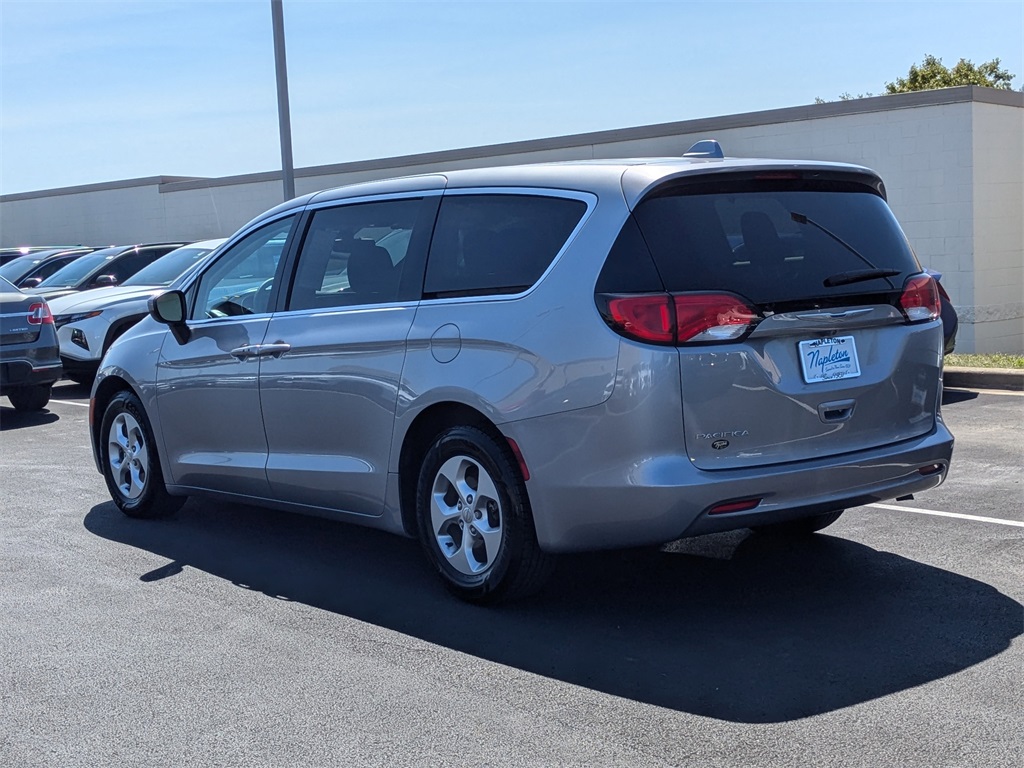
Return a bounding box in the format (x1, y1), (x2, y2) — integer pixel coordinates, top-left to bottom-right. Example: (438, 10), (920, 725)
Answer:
(50, 239), (225, 383)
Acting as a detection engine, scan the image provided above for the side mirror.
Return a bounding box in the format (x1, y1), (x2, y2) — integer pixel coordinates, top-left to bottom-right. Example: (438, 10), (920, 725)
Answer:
(94, 274), (118, 286)
(19, 277), (42, 288)
(149, 290), (190, 343)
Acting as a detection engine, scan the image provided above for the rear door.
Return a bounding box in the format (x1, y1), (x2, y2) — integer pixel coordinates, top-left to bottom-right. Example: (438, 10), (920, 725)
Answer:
(629, 173), (941, 469)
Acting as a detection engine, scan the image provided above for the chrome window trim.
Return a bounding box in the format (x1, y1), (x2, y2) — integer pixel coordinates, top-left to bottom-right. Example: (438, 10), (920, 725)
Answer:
(304, 188), (444, 213)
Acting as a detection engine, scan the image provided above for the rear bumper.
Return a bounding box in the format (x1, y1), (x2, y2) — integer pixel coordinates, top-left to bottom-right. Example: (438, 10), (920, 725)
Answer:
(0, 358), (63, 394)
(505, 413), (954, 553)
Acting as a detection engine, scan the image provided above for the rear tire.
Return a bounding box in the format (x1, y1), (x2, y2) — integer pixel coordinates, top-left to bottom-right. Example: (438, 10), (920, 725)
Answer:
(751, 509), (845, 535)
(99, 390), (184, 519)
(415, 426), (552, 604)
(8, 384), (52, 411)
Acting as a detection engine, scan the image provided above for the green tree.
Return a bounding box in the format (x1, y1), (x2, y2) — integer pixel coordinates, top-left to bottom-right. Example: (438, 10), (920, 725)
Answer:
(885, 54), (1016, 92)
(815, 55), (1018, 102)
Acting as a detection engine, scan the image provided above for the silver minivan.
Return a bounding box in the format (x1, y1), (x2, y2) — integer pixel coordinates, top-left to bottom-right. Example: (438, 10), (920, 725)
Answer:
(91, 146), (954, 602)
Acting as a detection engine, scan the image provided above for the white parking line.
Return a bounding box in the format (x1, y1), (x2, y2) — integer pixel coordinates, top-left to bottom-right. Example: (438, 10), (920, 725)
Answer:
(869, 503), (1024, 527)
(49, 399), (89, 408)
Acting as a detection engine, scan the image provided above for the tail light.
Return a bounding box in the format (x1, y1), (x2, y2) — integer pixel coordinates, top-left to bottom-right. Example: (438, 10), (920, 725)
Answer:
(601, 292), (760, 345)
(27, 302), (54, 325)
(899, 274), (940, 322)
(605, 294), (675, 344)
(674, 293), (761, 343)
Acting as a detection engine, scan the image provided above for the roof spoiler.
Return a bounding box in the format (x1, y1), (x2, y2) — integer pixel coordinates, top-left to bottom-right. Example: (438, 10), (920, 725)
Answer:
(683, 139), (724, 159)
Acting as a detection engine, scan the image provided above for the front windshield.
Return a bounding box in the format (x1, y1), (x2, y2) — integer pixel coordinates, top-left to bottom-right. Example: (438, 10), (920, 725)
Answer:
(123, 245), (217, 286)
(37, 247), (122, 288)
(0, 250), (66, 282)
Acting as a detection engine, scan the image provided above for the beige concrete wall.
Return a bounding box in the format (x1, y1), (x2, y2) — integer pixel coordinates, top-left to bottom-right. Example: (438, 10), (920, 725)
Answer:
(969, 102), (1024, 353)
(0, 179), (176, 246)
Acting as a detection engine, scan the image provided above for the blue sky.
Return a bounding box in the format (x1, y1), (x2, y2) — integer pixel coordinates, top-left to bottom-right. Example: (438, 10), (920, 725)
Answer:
(1, 0), (1021, 195)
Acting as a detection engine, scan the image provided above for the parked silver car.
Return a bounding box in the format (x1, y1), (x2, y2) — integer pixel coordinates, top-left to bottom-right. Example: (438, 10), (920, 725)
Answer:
(91, 145), (954, 602)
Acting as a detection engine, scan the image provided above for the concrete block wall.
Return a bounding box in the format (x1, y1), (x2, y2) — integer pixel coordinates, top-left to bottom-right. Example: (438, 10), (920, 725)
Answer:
(969, 102), (1024, 353)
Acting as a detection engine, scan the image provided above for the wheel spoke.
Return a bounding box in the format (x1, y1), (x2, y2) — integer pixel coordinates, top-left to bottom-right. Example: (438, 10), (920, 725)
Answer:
(108, 411), (148, 500)
(470, 523), (502, 567)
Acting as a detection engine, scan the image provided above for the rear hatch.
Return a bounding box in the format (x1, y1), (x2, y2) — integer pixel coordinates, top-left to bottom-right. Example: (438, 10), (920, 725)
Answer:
(0, 287), (43, 345)
(597, 170), (942, 470)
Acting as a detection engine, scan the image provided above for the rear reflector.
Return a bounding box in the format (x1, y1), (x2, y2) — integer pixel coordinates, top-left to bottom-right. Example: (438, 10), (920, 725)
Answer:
(918, 463), (944, 476)
(899, 274), (940, 322)
(506, 437), (530, 482)
(708, 498), (762, 515)
(600, 292), (760, 345)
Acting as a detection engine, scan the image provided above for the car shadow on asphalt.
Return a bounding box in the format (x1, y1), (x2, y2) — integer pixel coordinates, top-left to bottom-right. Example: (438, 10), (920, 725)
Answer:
(84, 498), (1022, 724)
(942, 388), (980, 405)
(0, 405), (60, 430)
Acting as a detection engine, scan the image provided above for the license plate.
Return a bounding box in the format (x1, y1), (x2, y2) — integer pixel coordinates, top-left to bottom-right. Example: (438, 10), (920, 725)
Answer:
(799, 336), (861, 383)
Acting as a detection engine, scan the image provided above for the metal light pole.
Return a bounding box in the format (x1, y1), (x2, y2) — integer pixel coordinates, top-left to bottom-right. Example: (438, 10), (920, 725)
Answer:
(271, 0), (295, 201)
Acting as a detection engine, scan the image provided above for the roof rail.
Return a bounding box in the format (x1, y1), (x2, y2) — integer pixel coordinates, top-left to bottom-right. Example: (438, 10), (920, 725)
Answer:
(683, 139), (724, 159)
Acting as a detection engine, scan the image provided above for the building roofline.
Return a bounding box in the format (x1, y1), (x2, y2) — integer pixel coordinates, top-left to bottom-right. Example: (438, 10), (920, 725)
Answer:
(4, 86), (1020, 201)
(1, 175), (203, 202)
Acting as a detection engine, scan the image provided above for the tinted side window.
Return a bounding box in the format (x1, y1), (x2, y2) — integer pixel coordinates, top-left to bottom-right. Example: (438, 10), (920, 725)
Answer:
(33, 256), (78, 282)
(193, 216), (295, 319)
(99, 250), (157, 284)
(423, 194), (586, 298)
(595, 215), (665, 294)
(288, 198), (424, 311)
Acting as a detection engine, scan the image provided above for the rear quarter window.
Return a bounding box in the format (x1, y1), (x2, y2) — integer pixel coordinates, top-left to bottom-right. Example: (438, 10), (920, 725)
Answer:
(423, 194), (587, 299)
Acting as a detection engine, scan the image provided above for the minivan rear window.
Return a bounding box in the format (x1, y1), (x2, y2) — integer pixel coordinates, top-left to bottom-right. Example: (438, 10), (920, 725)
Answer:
(631, 179), (921, 306)
(424, 194), (587, 299)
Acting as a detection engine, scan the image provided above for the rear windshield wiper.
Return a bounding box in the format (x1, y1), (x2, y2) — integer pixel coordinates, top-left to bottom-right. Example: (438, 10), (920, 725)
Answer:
(823, 268), (902, 288)
(790, 211), (897, 289)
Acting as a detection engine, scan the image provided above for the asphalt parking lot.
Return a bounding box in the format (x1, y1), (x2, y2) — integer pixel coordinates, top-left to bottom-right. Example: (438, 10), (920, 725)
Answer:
(1, 380), (1021, 767)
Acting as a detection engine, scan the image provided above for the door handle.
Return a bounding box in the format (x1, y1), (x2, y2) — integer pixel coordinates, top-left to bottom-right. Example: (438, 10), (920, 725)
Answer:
(229, 344), (258, 360)
(254, 342), (291, 358)
(818, 399), (856, 423)
(230, 342), (290, 360)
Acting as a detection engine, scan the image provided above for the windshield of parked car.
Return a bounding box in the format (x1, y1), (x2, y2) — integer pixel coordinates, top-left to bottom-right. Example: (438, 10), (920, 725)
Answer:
(0, 275), (17, 292)
(123, 245), (219, 286)
(36, 247), (123, 288)
(0, 250), (68, 282)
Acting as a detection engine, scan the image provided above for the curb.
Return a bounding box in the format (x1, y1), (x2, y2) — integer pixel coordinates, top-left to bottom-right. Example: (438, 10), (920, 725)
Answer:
(943, 367), (1024, 392)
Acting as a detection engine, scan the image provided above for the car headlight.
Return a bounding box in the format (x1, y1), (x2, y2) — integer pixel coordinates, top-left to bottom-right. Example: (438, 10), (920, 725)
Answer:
(54, 310), (102, 329)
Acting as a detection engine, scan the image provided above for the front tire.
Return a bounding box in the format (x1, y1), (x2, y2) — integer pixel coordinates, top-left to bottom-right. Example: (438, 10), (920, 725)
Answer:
(7, 384), (52, 411)
(100, 391), (184, 519)
(416, 426), (552, 604)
